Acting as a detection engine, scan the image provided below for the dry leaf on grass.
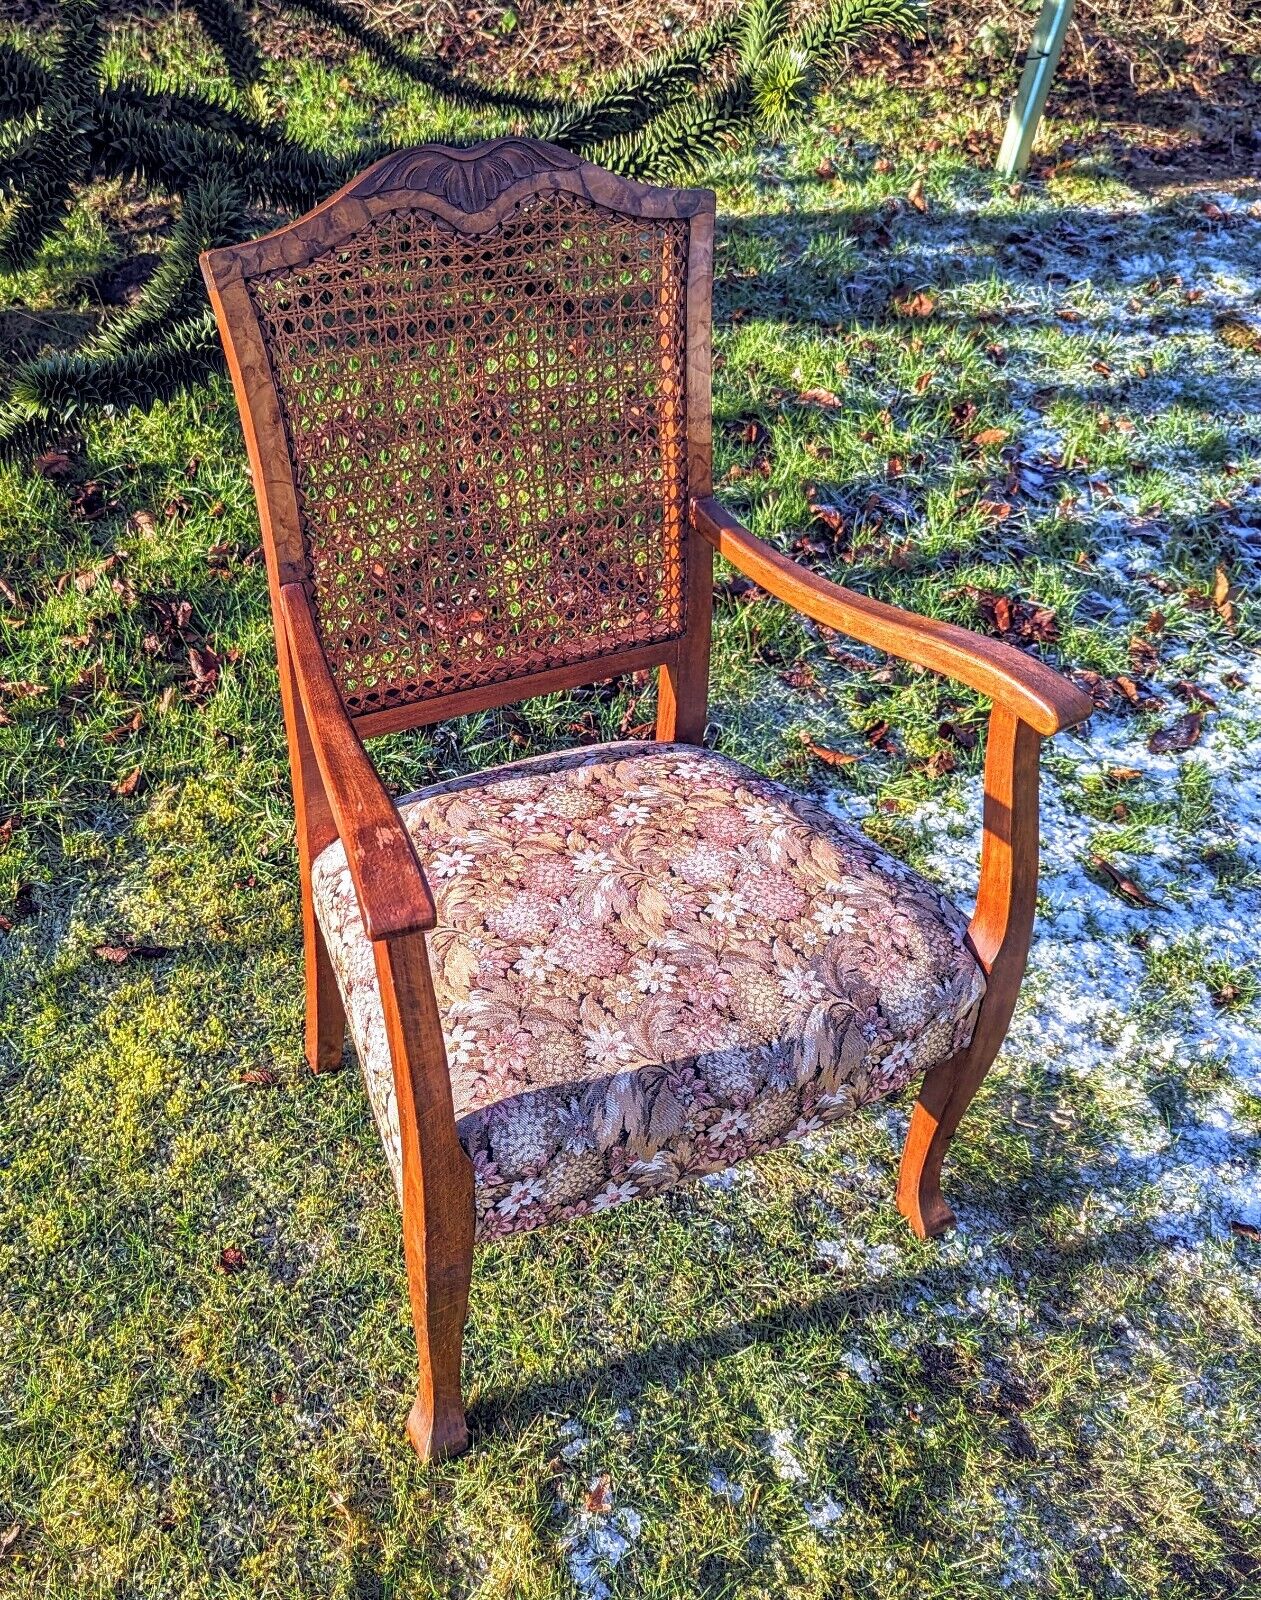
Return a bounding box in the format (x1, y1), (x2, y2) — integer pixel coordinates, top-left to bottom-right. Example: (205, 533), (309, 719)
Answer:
(892, 290), (936, 319)
(102, 709), (144, 744)
(938, 720), (978, 750)
(1172, 680), (1218, 709)
(585, 1475), (614, 1514)
(240, 1066), (279, 1088)
(1091, 856), (1164, 909)
(1147, 712), (1203, 754)
(799, 735), (861, 766)
(1212, 565), (1239, 628)
(94, 942), (171, 963)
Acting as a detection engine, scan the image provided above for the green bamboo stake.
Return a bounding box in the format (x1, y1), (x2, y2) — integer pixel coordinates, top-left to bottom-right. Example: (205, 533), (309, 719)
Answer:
(996, 0), (1075, 178)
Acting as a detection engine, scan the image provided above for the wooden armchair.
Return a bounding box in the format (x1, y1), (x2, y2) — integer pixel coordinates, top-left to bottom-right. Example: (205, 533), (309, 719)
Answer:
(201, 138), (1092, 1462)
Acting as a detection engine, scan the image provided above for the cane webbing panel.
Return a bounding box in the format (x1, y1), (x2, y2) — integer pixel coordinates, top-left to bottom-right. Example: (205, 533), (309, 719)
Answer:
(246, 189), (691, 718)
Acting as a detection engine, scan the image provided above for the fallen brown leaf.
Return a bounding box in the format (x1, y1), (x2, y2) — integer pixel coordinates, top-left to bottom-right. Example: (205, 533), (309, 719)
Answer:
(1113, 675), (1142, 705)
(713, 574), (762, 602)
(892, 290), (936, 319)
(906, 177), (928, 213)
(800, 735), (861, 766)
(779, 662), (820, 693)
(1229, 1220), (1261, 1241)
(1147, 712), (1203, 754)
(1129, 636), (1160, 674)
(1091, 855), (1164, 909)
(218, 1246), (247, 1274)
(1172, 680), (1218, 710)
(94, 942), (171, 963)
(972, 427), (1009, 448)
(114, 764), (144, 798)
(798, 388), (841, 408)
(102, 709), (144, 744)
(240, 1066), (279, 1087)
(1212, 565), (1239, 628)
(187, 644), (222, 695)
(34, 450), (73, 480)
(585, 1475), (614, 1514)
(938, 719), (978, 750)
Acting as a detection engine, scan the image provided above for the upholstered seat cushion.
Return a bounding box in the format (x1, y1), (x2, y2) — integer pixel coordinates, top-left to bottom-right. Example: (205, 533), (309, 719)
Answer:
(311, 743), (986, 1241)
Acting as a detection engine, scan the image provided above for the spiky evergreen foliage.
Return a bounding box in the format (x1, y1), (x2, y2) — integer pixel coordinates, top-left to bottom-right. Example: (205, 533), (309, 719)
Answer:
(0, 0), (921, 457)
(595, 0), (923, 179)
(541, 12), (743, 151)
(187, 0), (262, 89)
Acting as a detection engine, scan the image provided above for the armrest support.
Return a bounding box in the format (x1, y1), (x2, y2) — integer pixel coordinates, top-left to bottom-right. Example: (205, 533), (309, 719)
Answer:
(692, 496), (1093, 737)
(279, 582), (437, 941)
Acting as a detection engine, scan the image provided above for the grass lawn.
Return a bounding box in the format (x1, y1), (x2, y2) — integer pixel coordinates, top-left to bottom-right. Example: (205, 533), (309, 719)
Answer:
(2, 20), (1261, 1598)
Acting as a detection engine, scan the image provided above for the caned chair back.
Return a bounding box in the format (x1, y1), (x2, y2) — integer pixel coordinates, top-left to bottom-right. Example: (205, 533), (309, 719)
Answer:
(202, 139), (715, 734)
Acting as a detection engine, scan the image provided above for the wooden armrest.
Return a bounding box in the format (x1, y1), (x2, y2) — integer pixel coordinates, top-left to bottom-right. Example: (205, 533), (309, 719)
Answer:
(692, 496), (1092, 737)
(279, 583), (436, 941)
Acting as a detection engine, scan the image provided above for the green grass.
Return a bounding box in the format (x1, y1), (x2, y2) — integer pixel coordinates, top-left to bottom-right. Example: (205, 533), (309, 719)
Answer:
(3, 21), (1261, 1600)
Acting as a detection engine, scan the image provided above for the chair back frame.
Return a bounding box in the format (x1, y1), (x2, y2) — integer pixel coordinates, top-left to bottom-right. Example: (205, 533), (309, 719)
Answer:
(201, 138), (717, 745)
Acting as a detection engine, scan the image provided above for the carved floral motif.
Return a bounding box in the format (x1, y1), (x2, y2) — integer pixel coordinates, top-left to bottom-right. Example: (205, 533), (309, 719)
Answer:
(357, 139), (580, 210)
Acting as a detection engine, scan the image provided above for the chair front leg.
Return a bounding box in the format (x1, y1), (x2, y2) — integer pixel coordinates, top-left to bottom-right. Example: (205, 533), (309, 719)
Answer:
(897, 709), (1041, 1238)
(372, 930), (476, 1461)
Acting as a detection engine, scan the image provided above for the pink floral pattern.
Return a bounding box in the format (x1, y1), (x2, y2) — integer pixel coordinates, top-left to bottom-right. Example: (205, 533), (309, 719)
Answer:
(310, 743), (985, 1241)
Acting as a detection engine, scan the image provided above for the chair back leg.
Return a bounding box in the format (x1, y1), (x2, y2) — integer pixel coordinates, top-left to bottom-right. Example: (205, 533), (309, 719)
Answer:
(303, 903), (347, 1072)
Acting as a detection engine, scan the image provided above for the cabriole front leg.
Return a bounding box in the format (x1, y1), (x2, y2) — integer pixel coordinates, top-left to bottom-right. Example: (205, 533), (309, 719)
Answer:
(897, 710), (1042, 1238)
(372, 930), (476, 1461)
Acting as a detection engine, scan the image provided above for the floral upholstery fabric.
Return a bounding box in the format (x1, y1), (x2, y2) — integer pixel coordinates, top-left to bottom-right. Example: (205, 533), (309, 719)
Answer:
(311, 744), (985, 1242)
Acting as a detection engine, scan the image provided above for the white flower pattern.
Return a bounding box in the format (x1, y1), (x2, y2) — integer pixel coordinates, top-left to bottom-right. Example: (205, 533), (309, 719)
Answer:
(310, 743), (985, 1242)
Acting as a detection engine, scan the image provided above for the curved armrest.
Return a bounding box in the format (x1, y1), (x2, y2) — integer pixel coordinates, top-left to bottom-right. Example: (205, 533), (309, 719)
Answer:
(279, 583), (436, 940)
(692, 496), (1092, 737)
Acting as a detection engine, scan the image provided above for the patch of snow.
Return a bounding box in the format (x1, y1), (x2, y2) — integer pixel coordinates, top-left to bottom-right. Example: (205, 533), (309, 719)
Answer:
(766, 1427), (807, 1483)
(805, 1493), (845, 1535)
(558, 1418), (590, 1463)
(840, 1349), (879, 1384)
(707, 1467), (746, 1503)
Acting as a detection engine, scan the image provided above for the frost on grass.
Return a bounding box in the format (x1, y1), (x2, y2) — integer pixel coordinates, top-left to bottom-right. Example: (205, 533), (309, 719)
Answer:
(766, 1427), (807, 1483)
(707, 1467), (746, 1503)
(562, 1503), (642, 1600)
(554, 1425), (642, 1600)
(913, 671), (1261, 1240)
(804, 1494), (846, 1536)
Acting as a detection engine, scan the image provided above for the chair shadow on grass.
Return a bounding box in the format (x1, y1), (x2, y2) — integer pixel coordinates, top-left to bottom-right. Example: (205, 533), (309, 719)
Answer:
(457, 1186), (1178, 1597)
(466, 1162), (1158, 1451)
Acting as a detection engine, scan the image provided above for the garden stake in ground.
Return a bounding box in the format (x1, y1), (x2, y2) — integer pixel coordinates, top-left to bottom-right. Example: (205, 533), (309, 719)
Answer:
(201, 136), (1093, 1461)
